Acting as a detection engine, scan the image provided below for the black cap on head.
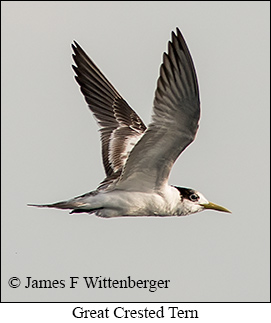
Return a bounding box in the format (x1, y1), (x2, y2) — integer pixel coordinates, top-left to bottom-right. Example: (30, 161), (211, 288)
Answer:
(174, 186), (198, 201)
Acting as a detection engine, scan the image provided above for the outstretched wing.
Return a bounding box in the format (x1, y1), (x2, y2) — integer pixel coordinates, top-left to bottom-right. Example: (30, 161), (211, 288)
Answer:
(117, 28), (200, 192)
(72, 42), (146, 179)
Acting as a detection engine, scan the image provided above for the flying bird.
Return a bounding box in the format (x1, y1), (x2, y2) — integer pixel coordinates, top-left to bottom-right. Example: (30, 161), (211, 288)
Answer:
(29, 28), (231, 217)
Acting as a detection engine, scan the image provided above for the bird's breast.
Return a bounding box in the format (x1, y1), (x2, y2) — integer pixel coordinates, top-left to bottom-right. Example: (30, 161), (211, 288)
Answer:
(99, 186), (180, 216)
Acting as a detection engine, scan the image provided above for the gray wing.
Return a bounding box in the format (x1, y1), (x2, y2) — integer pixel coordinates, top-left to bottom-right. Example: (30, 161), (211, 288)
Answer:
(116, 28), (200, 192)
(72, 42), (146, 180)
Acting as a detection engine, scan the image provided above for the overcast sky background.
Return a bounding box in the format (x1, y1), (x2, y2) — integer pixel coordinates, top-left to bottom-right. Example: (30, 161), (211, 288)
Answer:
(2, 1), (270, 302)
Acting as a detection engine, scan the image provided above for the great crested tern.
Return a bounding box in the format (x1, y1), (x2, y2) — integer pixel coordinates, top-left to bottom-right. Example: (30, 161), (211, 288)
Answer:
(29, 28), (231, 217)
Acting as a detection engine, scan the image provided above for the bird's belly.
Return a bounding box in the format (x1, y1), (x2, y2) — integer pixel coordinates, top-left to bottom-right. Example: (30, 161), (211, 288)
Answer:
(94, 190), (177, 217)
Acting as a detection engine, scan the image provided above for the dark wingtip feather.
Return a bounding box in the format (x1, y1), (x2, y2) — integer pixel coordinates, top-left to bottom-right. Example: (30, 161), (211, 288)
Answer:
(176, 27), (181, 36)
(71, 42), (78, 53)
(71, 64), (77, 73)
(72, 40), (80, 48)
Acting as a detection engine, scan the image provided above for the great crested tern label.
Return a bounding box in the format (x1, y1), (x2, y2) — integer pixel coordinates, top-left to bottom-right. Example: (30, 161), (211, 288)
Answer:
(22, 276), (170, 292)
(72, 306), (199, 319)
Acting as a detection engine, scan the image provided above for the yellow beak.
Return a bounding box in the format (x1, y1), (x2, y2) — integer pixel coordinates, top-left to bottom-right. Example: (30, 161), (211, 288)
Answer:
(201, 202), (231, 213)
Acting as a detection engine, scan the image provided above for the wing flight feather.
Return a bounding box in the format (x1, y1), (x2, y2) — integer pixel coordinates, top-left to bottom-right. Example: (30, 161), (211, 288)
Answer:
(116, 28), (200, 191)
(72, 42), (146, 181)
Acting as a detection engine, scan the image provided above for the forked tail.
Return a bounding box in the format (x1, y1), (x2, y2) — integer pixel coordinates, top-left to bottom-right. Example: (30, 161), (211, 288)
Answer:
(28, 190), (103, 214)
(27, 195), (103, 214)
(27, 200), (75, 210)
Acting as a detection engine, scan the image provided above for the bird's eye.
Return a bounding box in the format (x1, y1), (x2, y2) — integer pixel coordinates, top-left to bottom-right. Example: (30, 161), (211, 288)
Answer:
(189, 193), (199, 202)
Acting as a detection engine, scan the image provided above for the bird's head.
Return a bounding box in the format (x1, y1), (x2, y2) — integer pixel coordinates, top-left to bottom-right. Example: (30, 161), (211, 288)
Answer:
(174, 187), (231, 216)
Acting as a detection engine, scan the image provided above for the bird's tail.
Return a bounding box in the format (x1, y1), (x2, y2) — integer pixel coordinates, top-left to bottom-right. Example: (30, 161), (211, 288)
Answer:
(28, 190), (102, 214)
(27, 200), (76, 210)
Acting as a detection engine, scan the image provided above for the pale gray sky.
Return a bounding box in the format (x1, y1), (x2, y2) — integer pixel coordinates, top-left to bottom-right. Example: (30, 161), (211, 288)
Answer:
(2, 1), (270, 302)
